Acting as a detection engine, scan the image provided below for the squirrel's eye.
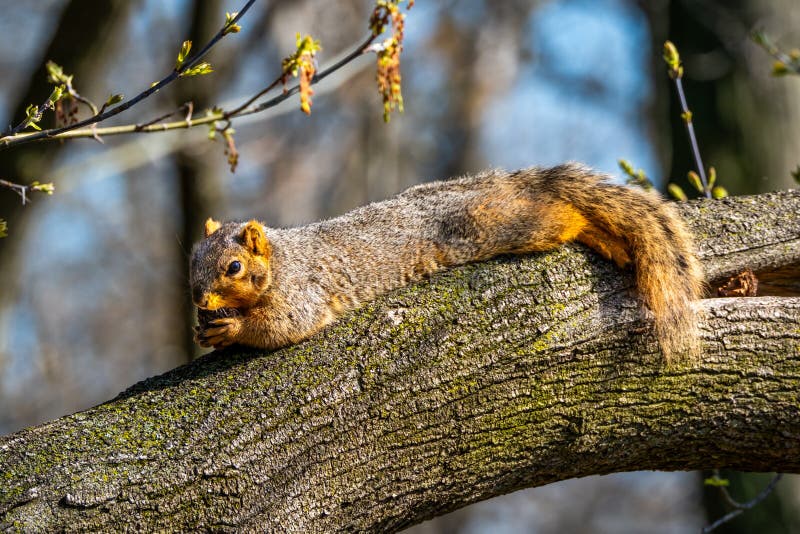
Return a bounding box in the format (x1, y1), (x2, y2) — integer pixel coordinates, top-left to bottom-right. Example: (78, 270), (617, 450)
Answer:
(226, 261), (242, 276)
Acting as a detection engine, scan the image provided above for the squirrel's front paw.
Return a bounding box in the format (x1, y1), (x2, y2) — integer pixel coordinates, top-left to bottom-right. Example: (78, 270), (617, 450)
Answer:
(196, 317), (242, 348)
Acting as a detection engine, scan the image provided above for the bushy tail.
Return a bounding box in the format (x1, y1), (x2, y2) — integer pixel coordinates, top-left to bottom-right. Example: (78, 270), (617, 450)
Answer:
(540, 164), (705, 360)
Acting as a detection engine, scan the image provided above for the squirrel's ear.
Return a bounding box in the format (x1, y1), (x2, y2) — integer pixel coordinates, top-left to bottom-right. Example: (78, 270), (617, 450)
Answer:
(241, 220), (271, 257)
(204, 218), (222, 237)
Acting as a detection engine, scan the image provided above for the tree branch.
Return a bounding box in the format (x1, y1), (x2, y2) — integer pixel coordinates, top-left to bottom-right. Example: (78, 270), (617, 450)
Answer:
(0, 0), (256, 147)
(0, 178), (54, 206)
(678, 190), (800, 282)
(0, 33), (377, 148)
(1, 190), (799, 532)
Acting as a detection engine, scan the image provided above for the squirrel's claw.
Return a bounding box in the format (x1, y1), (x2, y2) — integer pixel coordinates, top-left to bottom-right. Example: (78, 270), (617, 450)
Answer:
(194, 327), (215, 348)
(197, 317), (242, 349)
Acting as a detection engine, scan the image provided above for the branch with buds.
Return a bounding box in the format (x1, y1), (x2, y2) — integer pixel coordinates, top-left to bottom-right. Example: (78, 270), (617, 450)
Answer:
(0, 0), (414, 235)
(662, 41), (727, 200)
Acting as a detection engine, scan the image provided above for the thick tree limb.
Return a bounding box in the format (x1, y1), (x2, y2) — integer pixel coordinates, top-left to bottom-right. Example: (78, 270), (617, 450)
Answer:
(1, 191), (799, 533)
(679, 191), (800, 282)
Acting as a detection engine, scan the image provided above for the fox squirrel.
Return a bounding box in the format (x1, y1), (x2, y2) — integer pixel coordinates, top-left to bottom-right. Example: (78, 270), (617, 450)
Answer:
(191, 164), (704, 360)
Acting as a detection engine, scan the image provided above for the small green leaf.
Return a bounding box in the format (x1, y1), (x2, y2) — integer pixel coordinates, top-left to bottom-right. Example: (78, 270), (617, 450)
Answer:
(296, 32), (322, 54)
(45, 60), (72, 85)
(751, 31), (769, 48)
(667, 183), (688, 201)
(712, 186), (728, 199)
(46, 61), (64, 82)
(48, 85), (65, 105)
(30, 181), (55, 195)
(282, 34), (323, 77)
(25, 104), (42, 130)
(617, 159), (653, 190)
(181, 62), (214, 77)
(224, 12), (242, 35)
(687, 170), (703, 193)
(704, 476), (730, 487)
(105, 93), (124, 106)
(663, 41), (684, 79)
(176, 40), (192, 70)
(0, 219), (7, 238)
(707, 167), (716, 188)
(772, 60), (789, 76)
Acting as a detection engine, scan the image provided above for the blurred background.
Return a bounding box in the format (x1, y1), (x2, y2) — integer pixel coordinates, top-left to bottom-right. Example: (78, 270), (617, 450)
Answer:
(0, 0), (798, 532)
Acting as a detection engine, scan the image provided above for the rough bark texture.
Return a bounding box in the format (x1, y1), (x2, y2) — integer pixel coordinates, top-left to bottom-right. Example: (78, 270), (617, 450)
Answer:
(1, 191), (799, 533)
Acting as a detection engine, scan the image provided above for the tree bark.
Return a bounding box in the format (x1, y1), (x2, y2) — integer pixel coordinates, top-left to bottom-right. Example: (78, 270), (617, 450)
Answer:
(1, 191), (799, 533)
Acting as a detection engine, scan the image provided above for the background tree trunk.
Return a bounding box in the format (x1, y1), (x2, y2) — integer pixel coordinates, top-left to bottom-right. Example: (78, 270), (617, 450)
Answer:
(0, 0), (135, 300)
(1, 190), (799, 533)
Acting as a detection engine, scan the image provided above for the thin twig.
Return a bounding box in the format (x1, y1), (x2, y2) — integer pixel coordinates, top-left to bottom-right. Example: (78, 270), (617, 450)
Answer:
(663, 41), (711, 199)
(0, 0), (256, 146)
(135, 102), (193, 131)
(224, 33), (377, 119)
(702, 472), (784, 533)
(8, 93), (57, 136)
(0, 179), (29, 204)
(47, 51), (374, 188)
(223, 79), (283, 119)
(0, 178), (54, 205)
(752, 31), (800, 75)
(184, 102), (194, 126)
(246, 34), (377, 115)
(90, 123), (104, 144)
(65, 78), (99, 116)
(673, 77), (710, 197)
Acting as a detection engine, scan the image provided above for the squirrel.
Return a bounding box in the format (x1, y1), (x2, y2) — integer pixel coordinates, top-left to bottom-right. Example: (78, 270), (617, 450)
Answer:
(190, 163), (704, 360)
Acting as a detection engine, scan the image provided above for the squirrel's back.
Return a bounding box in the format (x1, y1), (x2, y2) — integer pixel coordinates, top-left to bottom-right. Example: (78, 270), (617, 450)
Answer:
(192, 164), (704, 359)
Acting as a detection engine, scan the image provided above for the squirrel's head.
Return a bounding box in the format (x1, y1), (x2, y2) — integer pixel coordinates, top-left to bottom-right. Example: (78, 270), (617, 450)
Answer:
(189, 218), (273, 311)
